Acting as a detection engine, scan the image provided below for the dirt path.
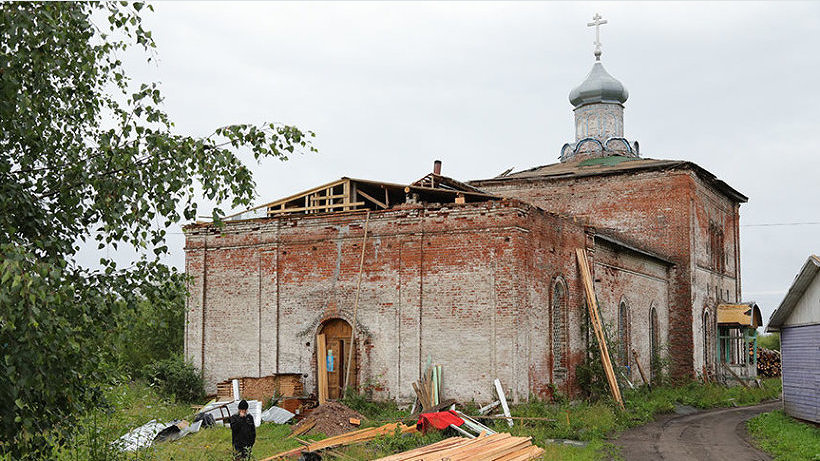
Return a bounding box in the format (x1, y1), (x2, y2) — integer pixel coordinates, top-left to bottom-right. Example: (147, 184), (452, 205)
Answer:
(614, 401), (780, 461)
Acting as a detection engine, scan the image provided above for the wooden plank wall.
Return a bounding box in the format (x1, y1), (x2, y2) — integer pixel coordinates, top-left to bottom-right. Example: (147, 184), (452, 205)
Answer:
(781, 324), (820, 423)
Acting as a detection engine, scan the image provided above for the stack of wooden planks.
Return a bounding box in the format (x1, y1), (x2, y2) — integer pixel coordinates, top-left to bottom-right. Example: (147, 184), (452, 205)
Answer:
(262, 422), (418, 460)
(216, 379), (244, 401)
(412, 363), (443, 411)
(373, 433), (544, 461)
(216, 374), (305, 403)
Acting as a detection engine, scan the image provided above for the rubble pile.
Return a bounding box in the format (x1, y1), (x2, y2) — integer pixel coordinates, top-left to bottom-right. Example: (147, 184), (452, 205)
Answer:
(293, 401), (365, 437)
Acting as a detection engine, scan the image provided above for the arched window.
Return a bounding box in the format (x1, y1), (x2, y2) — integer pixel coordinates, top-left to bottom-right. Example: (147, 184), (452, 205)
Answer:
(649, 306), (659, 381)
(618, 300), (630, 366)
(551, 277), (568, 380)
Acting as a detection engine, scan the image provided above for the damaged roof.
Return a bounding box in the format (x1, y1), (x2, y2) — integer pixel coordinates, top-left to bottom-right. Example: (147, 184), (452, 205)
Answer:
(594, 232), (674, 266)
(224, 176), (499, 221)
(718, 302), (763, 328)
(470, 156), (748, 203)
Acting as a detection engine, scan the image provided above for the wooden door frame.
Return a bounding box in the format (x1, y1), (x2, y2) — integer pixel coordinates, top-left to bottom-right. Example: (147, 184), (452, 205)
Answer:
(316, 318), (357, 399)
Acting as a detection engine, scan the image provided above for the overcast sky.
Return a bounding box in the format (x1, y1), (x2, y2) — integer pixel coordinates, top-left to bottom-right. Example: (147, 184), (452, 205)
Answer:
(88, 1), (819, 328)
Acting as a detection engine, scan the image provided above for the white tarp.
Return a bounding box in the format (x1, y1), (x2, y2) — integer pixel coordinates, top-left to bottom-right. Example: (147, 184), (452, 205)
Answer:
(260, 406), (295, 424)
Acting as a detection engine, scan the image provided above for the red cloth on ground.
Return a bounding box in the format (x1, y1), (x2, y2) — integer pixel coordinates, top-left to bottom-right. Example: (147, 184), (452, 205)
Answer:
(417, 410), (464, 433)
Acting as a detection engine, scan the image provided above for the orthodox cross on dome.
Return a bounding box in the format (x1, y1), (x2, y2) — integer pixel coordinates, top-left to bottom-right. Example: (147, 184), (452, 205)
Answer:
(587, 13), (608, 61)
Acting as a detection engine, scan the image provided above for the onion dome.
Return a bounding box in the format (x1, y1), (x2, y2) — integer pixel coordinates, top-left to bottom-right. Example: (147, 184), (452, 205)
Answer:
(568, 62), (629, 108)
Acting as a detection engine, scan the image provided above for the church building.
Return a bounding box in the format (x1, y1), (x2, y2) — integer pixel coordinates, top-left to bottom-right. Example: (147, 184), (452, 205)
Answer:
(183, 19), (747, 403)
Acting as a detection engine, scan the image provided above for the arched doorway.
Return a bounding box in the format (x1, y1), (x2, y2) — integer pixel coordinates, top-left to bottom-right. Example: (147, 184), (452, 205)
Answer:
(318, 318), (357, 399)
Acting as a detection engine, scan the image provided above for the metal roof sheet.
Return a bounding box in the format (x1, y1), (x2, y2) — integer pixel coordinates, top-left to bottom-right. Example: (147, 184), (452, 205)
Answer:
(766, 255), (820, 332)
(470, 156), (748, 203)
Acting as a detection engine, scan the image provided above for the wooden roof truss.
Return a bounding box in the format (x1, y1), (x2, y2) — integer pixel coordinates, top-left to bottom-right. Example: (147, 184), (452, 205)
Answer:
(225, 177), (498, 220)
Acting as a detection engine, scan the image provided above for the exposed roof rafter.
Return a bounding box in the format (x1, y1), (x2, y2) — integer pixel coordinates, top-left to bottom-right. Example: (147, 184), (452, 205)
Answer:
(224, 176), (500, 221)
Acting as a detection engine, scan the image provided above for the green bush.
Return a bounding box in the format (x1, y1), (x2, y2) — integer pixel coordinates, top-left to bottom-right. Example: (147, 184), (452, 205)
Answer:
(144, 357), (204, 403)
(114, 281), (188, 379)
(342, 388), (409, 423)
(758, 332), (780, 351)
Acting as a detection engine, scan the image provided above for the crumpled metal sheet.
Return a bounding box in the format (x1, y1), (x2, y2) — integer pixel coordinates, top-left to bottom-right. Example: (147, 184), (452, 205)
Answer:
(113, 420), (167, 452)
(261, 405), (295, 424)
(114, 419), (202, 451)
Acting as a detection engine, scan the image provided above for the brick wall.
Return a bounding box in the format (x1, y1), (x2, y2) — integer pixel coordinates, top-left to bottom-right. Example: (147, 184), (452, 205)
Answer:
(474, 166), (742, 379)
(186, 200), (596, 402)
(592, 238), (671, 384)
(185, 193), (684, 401)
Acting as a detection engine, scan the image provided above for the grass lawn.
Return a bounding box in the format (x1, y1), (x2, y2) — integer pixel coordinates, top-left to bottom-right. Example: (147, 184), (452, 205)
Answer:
(747, 410), (820, 461)
(46, 378), (782, 460)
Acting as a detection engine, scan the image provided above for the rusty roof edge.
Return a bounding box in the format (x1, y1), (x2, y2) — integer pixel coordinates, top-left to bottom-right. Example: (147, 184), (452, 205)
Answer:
(467, 158), (679, 184)
(766, 255), (820, 332)
(593, 231), (675, 266)
(469, 159), (749, 204)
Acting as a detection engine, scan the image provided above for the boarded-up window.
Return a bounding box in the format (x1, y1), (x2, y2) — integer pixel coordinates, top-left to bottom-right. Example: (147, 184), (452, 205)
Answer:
(649, 306), (659, 381)
(618, 300), (630, 366)
(708, 221), (725, 273)
(703, 310), (712, 371)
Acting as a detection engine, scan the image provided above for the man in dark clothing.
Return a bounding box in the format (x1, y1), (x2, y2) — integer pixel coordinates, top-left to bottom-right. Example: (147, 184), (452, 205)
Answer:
(230, 400), (256, 460)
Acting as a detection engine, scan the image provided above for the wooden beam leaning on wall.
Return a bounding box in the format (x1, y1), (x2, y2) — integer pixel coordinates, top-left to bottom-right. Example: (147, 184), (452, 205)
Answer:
(576, 248), (625, 410)
(317, 334), (328, 404)
(344, 210), (370, 394)
(632, 349), (651, 391)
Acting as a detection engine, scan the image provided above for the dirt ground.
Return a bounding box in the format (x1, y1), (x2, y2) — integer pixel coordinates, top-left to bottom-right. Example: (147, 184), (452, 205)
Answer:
(614, 401), (780, 461)
(293, 401), (365, 437)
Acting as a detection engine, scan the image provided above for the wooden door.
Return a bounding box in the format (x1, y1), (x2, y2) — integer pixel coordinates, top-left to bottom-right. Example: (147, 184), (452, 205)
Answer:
(318, 319), (356, 399)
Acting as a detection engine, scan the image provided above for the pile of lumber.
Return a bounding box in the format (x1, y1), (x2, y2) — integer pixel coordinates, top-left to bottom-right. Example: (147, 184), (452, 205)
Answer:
(412, 363), (443, 412)
(215, 374), (304, 402)
(373, 433), (544, 461)
(216, 379), (244, 401)
(755, 347), (781, 377)
(262, 422), (417, 460)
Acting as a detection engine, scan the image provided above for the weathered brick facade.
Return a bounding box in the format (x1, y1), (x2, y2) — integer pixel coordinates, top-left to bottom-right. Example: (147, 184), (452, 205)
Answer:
(471, 161), (746, 379)
(185, 190), (679, 401)
(184, 48), (749, 400)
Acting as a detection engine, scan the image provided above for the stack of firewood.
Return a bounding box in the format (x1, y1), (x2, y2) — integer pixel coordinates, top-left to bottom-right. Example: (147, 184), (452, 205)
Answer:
(752, 346), (781, 377)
